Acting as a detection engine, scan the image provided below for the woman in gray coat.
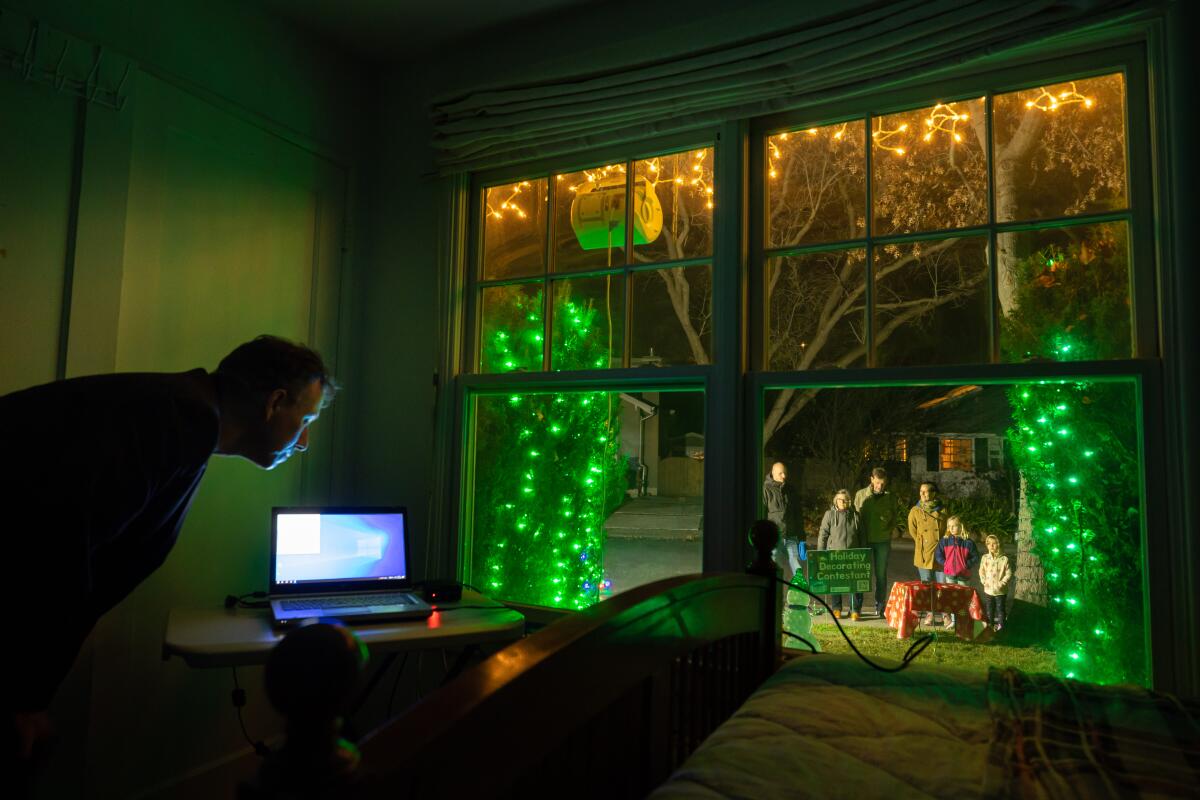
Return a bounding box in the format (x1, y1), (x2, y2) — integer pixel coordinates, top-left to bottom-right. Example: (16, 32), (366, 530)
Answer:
(818, 489), (865, 619)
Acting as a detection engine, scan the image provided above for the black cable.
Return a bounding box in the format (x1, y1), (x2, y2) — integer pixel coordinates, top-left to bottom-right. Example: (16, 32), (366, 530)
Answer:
(428, 604), (509, 612)
(414, 652), (424, 702)
(386, 653), (410, 718)
(224, 591), (269, 610)
(349, 653), (397, 719)
(774, 576), (934, 673)
(231, 667), (271, 757)
(428, 582), (520, 610)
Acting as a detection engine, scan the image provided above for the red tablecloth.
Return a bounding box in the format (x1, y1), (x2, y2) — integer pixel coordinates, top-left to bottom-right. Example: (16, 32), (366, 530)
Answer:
(884, 580), (986, 639)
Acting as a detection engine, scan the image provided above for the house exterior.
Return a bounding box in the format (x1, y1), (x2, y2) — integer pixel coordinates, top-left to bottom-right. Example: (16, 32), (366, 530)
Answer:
(905, 385), (1012, 499)
(908, 432), (1006, 498)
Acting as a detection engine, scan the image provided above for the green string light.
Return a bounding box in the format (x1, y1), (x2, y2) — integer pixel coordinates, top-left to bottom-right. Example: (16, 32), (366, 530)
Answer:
(1006, 371), (1145, 685)
(471, 288), (625, 609)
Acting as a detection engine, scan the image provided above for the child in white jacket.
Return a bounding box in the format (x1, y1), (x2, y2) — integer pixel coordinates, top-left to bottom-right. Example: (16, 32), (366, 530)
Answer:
(979, 534), (1012, 630)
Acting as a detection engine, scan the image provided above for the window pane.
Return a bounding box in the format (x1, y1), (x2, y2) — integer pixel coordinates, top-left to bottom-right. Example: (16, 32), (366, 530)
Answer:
(874, 237), (990, 367)
(468, 388), (703, 608)
(767, 249), (867, 370)
(479, 283), (543, 373)
(482, 179), (547, 280)
(633, 147), (714, 262)
(551, 274), (625, 370)
(940, 437), (974, 471)
(993, 73), (1127, 223)
(554, 164), (627, 271)
(762, 379), (1146, 686)
(998, 220), (1131, 362)
(631, 265), (712, 366)
(872, 98), (987, 235)
(766, 120), (866, 249)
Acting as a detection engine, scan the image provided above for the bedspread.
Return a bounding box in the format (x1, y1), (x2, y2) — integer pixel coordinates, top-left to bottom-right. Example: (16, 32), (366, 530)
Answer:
(649, 654), (993, 799)
(651, 656), (1200, 799)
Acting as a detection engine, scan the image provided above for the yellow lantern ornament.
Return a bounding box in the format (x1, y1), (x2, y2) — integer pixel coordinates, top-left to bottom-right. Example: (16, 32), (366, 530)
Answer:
(570, 175), (663, 251)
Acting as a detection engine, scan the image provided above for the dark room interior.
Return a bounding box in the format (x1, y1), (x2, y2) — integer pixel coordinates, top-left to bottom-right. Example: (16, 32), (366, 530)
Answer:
(1, 0), (1197, 796)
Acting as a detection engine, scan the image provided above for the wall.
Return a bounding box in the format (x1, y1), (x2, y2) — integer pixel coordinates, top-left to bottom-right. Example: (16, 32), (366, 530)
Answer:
(0, 1), (371, 796)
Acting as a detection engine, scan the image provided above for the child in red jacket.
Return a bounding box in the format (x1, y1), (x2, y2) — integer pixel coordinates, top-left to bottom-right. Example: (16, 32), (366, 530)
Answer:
(934, 515), (979, 630)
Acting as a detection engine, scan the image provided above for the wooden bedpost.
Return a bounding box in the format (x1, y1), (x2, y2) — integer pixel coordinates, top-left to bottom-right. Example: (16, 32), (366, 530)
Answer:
(747, 519), (782, 680)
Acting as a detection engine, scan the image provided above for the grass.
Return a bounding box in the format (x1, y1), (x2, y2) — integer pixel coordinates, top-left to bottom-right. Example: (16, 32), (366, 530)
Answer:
(797, 623), (1058, 676)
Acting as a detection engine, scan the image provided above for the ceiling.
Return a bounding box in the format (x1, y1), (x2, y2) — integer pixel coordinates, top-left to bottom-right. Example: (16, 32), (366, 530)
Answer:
(259, 0), (599, 63)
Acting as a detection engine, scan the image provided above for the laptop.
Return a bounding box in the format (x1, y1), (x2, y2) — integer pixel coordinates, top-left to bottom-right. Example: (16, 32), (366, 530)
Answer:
(268, 506), (432, 626)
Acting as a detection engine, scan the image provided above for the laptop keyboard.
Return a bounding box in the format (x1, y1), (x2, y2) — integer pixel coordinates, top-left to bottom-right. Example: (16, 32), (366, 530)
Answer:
(279, 593), (418, 611)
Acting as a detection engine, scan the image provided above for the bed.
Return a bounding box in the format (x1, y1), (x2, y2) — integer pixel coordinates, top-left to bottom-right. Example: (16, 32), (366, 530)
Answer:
(357, 527), (1199, 799)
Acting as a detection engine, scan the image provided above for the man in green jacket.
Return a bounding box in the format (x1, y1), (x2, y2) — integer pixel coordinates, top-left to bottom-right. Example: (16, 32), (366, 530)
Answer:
(854, 467), (899, 616)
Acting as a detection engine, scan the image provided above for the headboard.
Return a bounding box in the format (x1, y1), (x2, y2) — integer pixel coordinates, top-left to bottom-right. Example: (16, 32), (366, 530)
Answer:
(360, 528), (781, 799)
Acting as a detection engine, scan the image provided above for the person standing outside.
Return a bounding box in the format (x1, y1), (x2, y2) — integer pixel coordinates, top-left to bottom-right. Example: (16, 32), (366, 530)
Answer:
(818, 489), (864, 620)
(979, 534), (1012, 631)
(854, 467), (899, 617)
(907, 481), (948, 626)
(763, 461), (803, 584)
(934, 515), (979, 630)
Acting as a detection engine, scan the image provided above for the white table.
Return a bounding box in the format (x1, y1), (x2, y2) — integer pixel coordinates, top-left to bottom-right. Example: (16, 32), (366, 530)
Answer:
(162, 591), (525, 668)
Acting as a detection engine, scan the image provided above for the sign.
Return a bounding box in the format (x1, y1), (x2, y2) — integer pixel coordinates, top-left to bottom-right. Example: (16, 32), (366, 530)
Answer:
(808, 548), (872, 594)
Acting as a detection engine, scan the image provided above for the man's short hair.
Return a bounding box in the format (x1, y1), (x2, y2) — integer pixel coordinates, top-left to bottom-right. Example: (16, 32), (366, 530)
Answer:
(920, 480), (939, 493)
(217, 335), (337, 408)
(870, 467), (888, 480)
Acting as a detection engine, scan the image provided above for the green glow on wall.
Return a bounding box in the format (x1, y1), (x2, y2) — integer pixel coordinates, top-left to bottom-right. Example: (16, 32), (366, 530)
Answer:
(1006, 372), (1145, 685)
(471, 291), (625, 608)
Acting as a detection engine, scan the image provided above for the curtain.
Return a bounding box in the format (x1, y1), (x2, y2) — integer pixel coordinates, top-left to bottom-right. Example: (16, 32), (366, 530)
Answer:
(431, 0), (1146, 172)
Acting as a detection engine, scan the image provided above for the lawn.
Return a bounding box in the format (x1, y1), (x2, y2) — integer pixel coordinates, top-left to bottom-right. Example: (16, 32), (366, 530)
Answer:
(799, 623), (1058, 676)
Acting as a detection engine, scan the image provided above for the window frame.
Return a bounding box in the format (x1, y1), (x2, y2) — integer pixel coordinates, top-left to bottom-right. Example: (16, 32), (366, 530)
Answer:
(451, 125), (745, 606)
(466, 133), (723, 375)
(748, 43), (1156, 371)
(441, 38), (1175, 685)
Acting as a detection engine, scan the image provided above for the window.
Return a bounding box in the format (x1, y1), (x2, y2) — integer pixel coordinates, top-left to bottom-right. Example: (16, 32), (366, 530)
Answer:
(762, 377), (1148, 686)
(455, 47), (1160, 688)
(465, 387), (704, 608)
(465, 146), (718, 610)
(477, 147), (715, 373)
(940, 438), (974, 471)
(762, 72), (1132, 375)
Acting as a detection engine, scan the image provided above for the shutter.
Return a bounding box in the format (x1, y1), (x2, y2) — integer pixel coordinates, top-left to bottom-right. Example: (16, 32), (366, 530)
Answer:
(926, 437), (940, 471)
(975, 437), (989, 471)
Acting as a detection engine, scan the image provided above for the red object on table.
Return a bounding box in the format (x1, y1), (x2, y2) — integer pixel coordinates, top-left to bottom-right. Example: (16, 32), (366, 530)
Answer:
(884, 580), (985, 639)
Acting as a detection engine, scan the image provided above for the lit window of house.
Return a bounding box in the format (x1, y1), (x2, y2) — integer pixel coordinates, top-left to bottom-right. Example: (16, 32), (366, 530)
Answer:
(940, 437), (974, 471)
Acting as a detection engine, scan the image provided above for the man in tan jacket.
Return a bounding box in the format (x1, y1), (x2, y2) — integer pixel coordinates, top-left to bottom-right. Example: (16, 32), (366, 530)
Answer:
(907, 481), (948, 625)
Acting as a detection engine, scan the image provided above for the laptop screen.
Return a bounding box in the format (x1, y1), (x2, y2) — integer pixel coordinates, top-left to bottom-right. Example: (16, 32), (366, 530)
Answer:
(270, 507), (409, 593)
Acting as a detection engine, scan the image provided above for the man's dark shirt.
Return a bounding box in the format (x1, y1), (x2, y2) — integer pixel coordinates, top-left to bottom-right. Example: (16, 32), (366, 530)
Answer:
(762, 473), (801, 539)
(1, 370), (219, 710)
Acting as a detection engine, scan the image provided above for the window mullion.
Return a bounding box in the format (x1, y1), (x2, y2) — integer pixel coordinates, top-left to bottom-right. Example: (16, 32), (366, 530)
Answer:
(986, 92), (1000, 364)
(865, 114), (876, 368)
(623, 159), (634, 368)
(543, 173), (555, 371)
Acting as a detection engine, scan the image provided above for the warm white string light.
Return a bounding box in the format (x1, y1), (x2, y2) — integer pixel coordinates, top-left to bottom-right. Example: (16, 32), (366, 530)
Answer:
(486, 180), (533, 220)
(1024, 81), (1094, 112)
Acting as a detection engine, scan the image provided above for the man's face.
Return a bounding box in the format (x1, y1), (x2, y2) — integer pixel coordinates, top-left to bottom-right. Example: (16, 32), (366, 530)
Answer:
(919, 483), (936, 502)
(771, 463), (787, 483)
(253, 379), (325, 470)
(870, 475), (886, 492)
